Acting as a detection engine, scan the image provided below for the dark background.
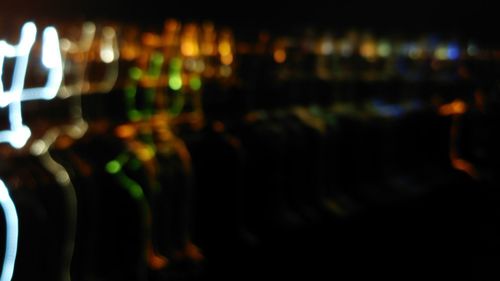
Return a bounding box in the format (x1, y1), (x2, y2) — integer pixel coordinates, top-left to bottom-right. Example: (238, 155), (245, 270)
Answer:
(1, 0), (498, 43)
(2, 0), (500, 274)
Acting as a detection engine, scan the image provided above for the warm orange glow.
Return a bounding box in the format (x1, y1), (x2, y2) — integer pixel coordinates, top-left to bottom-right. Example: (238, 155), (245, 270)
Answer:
(474, 90), (485, 112)
(449, 116), (478, 179)
(184, 242), (204, 262)
(201, 22), (216, 56)
(218, 41), (232, 56)
(136, 145), (155, 161)
(147, 243), (168, 270)
(201, 43), (215, 56)
(121, 45), (138, 60)
(164, 19), (180, 33)
(439, 99), (467, 116)
(53, 134), (73, 150)
(273, 49), (287, 63)
(115, 124), (136, 139)
(204, 66), (216, 77)
(212, 121), (225, 133)
(180, 24), (200, 57)
(244, 112), (260, 123)
(236, 42), (252, 54)
(360, 41), (377, 59)
(142, 32), (161, 47)
(69, 153), (93, 177)
(451, 158), (478, 179)
(226, 136), (240, 149)
(221, 54), (233, 65)
(181, 41), (199, 57)
(163, 19), (181, 47)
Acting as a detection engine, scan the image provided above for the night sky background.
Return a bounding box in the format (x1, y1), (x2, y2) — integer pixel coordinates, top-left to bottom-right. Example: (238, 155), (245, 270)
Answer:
(1, 0), (498, 43)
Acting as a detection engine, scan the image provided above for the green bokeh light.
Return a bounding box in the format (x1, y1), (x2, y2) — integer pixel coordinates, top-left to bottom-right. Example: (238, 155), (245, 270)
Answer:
(169, 75), (183, 91)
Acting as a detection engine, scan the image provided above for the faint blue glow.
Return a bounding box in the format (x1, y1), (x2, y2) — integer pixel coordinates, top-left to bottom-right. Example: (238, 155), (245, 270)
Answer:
(371, 99), (405, 117)
(0, 179), (19, 281)
(399, 42), (411, 56)
(447, 43), (460, 60)
(406, 99), (424, 111)
(408, 44), (421, 60)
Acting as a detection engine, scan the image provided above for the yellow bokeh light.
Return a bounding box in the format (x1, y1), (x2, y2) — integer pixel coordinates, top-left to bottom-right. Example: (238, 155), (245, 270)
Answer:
(181, 41), (199, 57)
(219, 41), (232, 56)
(360, 41), (377, 59)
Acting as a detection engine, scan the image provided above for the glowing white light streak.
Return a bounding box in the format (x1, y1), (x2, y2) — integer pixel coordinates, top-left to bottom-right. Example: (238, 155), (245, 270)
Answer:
(0, 22), (63, 281)
(0, 22), (63, 148)
(0, 22), (37, 107)
(0, 22), (34, 147)
(0, 180), (18, 281)
(21, 27), (63, 101)
(30, 24), (117, 281)
(95, 26), (119, 92)
(100, 27), (117, 63)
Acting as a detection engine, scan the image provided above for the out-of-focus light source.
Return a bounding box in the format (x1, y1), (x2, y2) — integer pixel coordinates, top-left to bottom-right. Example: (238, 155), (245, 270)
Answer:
(1, 22), (63, 148)
(467, 43), (479, 57)
(447, 43), (460, 60)
(340, 40), (353, 57)
(408, 44), (423, 60)
(169, 75), (183, 90)
(320, 38), (334, 55)
(129, 67), (142, 81)
(219, 65), (232, 77)
(218, 41), (231, 57)
(100, 47), (114, 63)
(0, 180), (18, 281)
(170, 57), (183, 72)
(180, 24), (200, 57)
(142, 32), (161, 47)
(273, 49), (286, 63)
(377, 41), (391, 58)
(201, 22), (216, 56)
(189, 75), (202, 91)
(181, 40), (199, 57)
(106, 160), (122, 174)
(221, 54), (233, 65)
(360, 40), (377, 60)
(434, 44), (448, 60)
(439, 99), (467, 116)
(100, 27), (117, 63)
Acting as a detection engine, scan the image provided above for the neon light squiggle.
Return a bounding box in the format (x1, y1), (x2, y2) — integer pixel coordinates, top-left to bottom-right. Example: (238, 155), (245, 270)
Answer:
(21, 27), (63, 101)
(30, 24), (119, 281)
(0, 180), (18, 281)
(0, 22), (63, 148)
(0, 22), (63, 281)
(0, 22), (36, 148)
